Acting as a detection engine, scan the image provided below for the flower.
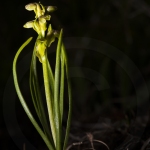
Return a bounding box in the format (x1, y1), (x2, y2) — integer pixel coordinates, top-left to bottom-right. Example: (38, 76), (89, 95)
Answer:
(23, 2), (56, 38)
(23, 2), (58, 62)
(25, 3), (45, 18)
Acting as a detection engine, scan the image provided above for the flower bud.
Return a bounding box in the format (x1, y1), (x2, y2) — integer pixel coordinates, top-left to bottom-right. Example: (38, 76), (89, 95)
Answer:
(36, 3), (45, 18)
(40, 15), (51, 21)
(35, 40), (47, 62)
(39, 18), (47, 33)
(46, 6), (57, 12)
(23, 21), (34, 28)
(33, 20), (41, 34)
(25, 3), (36, 11)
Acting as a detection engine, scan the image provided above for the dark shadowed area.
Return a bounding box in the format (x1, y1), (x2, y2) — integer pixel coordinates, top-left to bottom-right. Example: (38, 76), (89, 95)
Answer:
(1, 0), (150, 150)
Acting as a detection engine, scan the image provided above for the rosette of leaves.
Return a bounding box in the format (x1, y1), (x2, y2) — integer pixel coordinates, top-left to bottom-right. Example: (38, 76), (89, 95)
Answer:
(13, 2), (72, 150)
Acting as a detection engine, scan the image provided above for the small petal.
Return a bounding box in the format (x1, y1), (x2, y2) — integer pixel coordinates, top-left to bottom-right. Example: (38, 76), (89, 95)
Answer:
(47, 31), (56, 47)
(46, 6), (57, 12)
(40, 15), (51, 21)
(33, 20), (41, 33)
(23, 21), (34, 28)
(46, 25), (58, 47)
(53, 30), (59, 37)
(25, 3), (36, 11)
(39, 17), (46, 24)
(36, 3), (45, 18)
(47, 24), (52, 32)
(39, 19), (47, 36)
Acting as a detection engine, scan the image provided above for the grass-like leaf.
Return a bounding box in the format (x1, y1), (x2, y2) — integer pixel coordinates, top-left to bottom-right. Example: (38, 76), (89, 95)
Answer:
(30, 43), (54, 146)
(54, 29), (63, 150)
(62, 43), (72, 150)
(60, 46), (65, 124)
(13, 37), (55, 150)
(42, 50), (57, 146)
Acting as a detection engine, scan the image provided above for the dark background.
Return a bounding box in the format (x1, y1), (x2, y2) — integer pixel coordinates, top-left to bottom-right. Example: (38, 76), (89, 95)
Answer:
(1, 0), (150, 149)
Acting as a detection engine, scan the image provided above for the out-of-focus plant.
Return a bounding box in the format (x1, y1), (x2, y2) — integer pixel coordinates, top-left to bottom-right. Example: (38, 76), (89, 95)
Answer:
(13, 2), (72, 150)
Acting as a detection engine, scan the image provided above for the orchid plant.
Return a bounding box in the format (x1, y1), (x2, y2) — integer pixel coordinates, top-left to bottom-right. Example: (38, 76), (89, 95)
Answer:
(13, 2), (72, 150)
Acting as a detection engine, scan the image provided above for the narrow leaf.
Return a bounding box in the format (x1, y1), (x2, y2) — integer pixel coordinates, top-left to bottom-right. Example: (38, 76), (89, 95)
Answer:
(62, 43), (72, 150)
(54, 29), (63, 150)
(60, 49), (65, 124)
(42, 51), (56, 146)
(30, 45), (54, 145)
(13, 37), (55, 150)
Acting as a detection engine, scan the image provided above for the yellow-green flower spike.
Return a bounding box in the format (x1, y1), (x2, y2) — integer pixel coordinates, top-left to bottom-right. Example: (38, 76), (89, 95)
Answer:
(24, 2), (58, 62)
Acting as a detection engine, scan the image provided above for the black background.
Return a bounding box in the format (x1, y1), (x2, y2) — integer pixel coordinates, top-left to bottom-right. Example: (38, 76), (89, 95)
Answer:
(1, 0), (150, 149)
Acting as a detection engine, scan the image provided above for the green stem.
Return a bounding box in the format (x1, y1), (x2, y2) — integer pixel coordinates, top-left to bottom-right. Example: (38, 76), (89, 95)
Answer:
(42, 53), (56, 147)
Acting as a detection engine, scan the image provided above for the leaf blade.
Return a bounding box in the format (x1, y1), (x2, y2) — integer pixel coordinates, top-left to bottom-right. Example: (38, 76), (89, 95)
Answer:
(13, 37), (55, 150)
